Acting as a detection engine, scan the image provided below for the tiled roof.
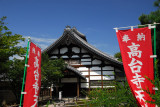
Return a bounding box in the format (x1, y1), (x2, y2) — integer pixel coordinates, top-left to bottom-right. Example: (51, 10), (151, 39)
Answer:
(66, 65), (86, 80)
(43, 27), (123, 68)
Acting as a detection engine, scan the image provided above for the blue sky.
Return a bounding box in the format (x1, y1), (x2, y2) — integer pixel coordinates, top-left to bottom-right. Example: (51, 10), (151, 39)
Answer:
(0, 0), (157, 56)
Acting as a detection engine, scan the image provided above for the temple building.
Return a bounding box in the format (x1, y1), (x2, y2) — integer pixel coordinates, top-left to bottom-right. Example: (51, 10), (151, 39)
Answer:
(43, 26), (125, 97)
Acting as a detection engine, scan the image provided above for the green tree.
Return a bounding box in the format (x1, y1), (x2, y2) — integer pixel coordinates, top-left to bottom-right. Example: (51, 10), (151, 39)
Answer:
(7, 58), (25, 103)
(0, 16), (26, 105)
(114, 52), (122, 62)
(41, 53), (66, 88)
(143, 60), (160, 106)
(86, 81), (137, 107)
(139, 0), (160, 77)
(0, 16), (26, 80)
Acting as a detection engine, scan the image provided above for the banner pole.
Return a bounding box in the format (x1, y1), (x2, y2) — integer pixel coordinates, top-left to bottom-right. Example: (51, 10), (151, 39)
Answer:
(153, 22), (157, 81)
(19, 37), (30, 107)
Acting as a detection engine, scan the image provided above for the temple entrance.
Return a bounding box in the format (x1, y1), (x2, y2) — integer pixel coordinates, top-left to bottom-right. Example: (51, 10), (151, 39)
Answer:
(60, 83), (77, 97)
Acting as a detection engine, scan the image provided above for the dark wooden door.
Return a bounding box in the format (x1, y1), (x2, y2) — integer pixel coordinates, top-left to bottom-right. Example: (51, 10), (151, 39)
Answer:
(60, 83), (77, 97)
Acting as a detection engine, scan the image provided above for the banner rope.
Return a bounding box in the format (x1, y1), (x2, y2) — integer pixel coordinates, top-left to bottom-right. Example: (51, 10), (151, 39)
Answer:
(113, 22), (160, 31)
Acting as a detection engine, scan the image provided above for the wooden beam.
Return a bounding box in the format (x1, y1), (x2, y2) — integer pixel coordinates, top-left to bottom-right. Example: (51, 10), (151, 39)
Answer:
(101, 66), (103, 89)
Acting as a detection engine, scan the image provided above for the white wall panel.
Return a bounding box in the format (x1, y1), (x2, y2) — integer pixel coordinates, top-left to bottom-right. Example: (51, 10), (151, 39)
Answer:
(77, 67), (88, 71)
(103, 71), (114, 75)
(81, 48), (87, 53)
(61, 78), (77, 83)
(103, 76), (115, 80)
(92, 59), (101, 64)
(61, 56), (68, 58)
(50, 56), (58, 58)
(103, 86), (115, 88)
(90, 86), (102, 88)
(90, 71), (101, 75)
(102, 66), (114, 70)
(90, 76), (101, 80)
(81, 62), (91, 65)
(90, 67), (101, 70)
(82, 55), (90, 57)
(60, 47), (68, 54)
(81, 83), (89, 88)
(71, 55), (79, 58)
(72, 47), (80, 53)
(52, 49), (58, 54)
(81, 72), (88, 75)
(81, 59), (91, 61)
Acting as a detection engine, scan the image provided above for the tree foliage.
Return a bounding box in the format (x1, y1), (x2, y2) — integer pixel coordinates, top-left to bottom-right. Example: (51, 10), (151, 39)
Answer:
(86, 81), (137, 107)
(41, 53), (66, 88)
(139, 0), (160, 77)
(143, 60), (160, 106)
(0, 16), (26, 77)
(7, 58), (25, 103)
(0, 16), (26, 104)
(114, 52), (122, 62)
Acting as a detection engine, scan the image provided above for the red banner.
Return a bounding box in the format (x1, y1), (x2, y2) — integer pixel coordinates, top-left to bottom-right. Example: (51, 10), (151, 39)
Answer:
(116, 27), (154, 107)
(23, 42), (41, 107)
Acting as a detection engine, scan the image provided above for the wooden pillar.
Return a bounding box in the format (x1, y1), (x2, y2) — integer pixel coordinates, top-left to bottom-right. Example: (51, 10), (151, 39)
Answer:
(77, 77), (80, 97)
(89, 67), (91, 91)
(101, 66), (103, 89)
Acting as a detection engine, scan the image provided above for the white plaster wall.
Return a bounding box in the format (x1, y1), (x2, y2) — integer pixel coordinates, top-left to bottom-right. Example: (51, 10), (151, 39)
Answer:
(72, 47), (80, 53)
(81, 83), (89, 88)
(90, 67), (101, 70)
(102, 66), (114, 70)
(81, 59), (91, 61)
(82, 55), (90, 57)
(103, 76), (115, 80)
(81, 62), (91, 65)
(77, 67), (88, 71)
(61, 78), (77, 83)
(61, 56), (68, 58)
(71, 55), (79, 58)
(90, 86), (102, 88)
(52, 49), (58, 54)
(90, 76), (101, 80)
(60, 47), (68, 54)
(90, 71), (101, 75)
(103, 86), (115, 88)
(92, 59), (101, 64)
(81, 48), (87, 53)
(81, 72), (89, 75)
(103, 71), (114, 75)
(50, 56), (58, 58)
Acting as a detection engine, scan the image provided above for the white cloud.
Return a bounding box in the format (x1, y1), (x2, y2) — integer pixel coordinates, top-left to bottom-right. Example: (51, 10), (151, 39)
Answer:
(10, 55), (24, 60)
(18, 36), (57, 50)
(28, 36), (56, 44)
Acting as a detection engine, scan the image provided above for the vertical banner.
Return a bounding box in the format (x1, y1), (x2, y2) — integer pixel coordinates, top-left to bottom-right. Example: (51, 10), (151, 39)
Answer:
(23, 42), (41, 107)
(116, 27), (154, 107)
